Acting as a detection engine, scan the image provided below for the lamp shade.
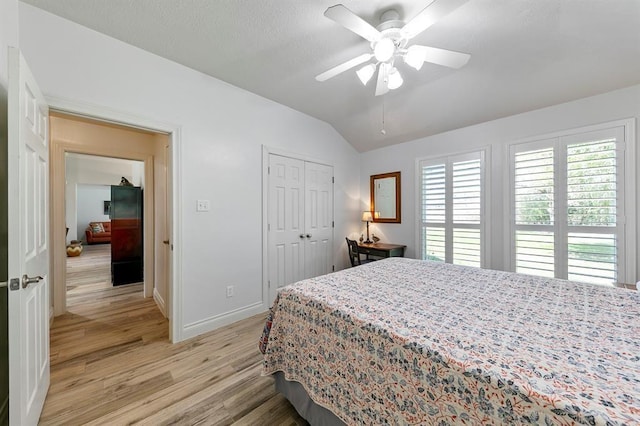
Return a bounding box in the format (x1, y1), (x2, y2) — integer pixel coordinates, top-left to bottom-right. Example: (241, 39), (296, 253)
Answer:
(362, 211), (380, 222)
(356, 63), (376, 85)
(387, 67), (403, 90)
(404, 45), (427, 70)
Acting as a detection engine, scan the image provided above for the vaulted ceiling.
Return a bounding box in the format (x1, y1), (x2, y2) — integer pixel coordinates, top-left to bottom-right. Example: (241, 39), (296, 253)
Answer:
(21, 0), (640, 152)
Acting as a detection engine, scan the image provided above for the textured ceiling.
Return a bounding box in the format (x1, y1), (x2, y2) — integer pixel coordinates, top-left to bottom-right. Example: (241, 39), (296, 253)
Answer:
(21, 0), (640, 152)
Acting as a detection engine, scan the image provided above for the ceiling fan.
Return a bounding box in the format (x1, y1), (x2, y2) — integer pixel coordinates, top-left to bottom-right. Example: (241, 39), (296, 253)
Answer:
(316, 0), (471, 96)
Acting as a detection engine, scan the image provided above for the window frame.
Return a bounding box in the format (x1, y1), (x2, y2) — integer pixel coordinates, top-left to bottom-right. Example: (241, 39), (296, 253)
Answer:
(505, 119), (636, 284)
(416, 148), (490, 268)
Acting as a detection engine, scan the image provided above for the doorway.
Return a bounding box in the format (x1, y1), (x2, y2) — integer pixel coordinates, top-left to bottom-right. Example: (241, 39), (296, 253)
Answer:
(50, 112), (171, 321)
(65, 153), (146, 307)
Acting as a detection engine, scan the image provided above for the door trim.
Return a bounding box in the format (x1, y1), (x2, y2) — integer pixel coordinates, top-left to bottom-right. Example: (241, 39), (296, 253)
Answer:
(47, 96), (184, 343)
(261, 145), (334, 310)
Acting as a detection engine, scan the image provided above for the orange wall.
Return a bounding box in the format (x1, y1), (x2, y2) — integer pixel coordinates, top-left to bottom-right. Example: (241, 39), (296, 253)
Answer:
(50, 112), (162, 157)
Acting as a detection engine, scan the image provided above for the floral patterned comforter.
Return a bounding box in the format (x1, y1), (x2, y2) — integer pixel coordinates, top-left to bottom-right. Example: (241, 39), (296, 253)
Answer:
(260, 258), (640, 425)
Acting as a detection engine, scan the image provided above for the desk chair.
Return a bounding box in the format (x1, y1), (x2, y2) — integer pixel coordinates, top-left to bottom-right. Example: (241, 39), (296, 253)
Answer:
(346, 238), (375, 267)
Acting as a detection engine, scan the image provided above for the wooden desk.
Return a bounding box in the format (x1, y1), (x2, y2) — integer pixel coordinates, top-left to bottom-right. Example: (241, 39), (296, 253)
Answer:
(358, 242), (406, 259)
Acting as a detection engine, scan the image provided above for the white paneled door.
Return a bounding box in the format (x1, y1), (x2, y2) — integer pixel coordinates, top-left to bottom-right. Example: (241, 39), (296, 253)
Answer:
(7, 48), (50, 425)
(268, 154), (333, 302)
(268, 155), (306, 300)
(304, 161), (333, 279)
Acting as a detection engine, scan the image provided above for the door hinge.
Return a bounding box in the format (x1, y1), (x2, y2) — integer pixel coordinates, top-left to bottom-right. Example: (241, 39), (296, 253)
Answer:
(268, 223), (271, 231)
(268, 166), (270, 174)
(332, 176), (335, 183)
(0, 281), (6, 289)
(332, 265), (335, 272)
(268, 280), (271, 289)
(332, 221), (334, 228)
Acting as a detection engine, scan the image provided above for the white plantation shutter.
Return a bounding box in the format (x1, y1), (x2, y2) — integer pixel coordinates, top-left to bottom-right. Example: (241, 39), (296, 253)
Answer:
(422, 164), (446, 223)
(453, 228), (481, 266)
(422, 164), (446, 261)
(452, 160), (482, 266)
(452, 160), (482, 224)
(515, 231), (554, 277)
(566, 139), (618, 284)
(514, 147), (555, 277)
(509, 124), (629, 285)
(514, 148), (554, 226)
(419, 151), (485, 267)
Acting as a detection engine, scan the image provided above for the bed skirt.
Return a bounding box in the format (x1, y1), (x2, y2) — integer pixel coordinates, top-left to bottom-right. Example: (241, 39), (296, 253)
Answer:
(274, 372), (345, 426)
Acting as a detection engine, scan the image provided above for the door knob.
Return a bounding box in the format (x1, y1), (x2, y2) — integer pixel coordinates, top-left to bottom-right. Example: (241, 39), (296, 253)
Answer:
(22, 274), (43, 289)
(299, 234), (305, 239)
(306, 234), (312, 238)
(163, 240), (170, 245)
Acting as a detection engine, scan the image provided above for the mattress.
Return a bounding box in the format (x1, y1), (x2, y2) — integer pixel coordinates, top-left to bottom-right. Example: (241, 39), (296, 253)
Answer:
(260, 257), (640, 425)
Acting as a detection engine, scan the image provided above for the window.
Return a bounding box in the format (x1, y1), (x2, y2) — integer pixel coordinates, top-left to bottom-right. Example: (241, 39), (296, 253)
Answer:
(419, 151), (486, 267)
(509, 123), (633, 285)
(513, 146), (555, 277)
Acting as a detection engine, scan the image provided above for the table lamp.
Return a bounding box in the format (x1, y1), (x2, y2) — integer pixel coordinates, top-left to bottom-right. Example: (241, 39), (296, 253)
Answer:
(361, 211), (379, 243)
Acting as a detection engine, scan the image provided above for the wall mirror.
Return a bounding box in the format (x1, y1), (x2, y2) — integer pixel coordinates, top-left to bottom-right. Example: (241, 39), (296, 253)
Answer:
(370, 171), (401, 223)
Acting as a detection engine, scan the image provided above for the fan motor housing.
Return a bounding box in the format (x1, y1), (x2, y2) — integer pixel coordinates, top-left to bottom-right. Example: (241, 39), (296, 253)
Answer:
(377, 9), (404, 32)
(376, 9), (407, 48)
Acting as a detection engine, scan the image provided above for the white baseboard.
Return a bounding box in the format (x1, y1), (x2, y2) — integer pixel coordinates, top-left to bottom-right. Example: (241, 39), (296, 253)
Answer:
(153, 288), (167, 318)
(181, 302), (265, 341)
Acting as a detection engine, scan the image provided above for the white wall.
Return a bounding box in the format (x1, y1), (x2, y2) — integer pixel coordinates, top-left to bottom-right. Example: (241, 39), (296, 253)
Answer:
(0, 0), (18, 275)
(75, 184), (110, 242)
(0, 0), (18, 89)
(18, 4), (361, 339)
(65, 154), (140, 242)
(360, 84), (640, 282)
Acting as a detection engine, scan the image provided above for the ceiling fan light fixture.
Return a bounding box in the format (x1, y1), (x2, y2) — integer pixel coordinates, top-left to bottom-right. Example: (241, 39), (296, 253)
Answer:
(387, 67), (403, 90)
(373, 38), (395, 62)
(356, 63), (376, 85)
(317, 2), (472, 96)
(404, 45), (426, 70)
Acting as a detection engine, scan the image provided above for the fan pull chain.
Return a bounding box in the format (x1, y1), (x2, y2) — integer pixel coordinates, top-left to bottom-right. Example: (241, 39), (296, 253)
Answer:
(381, 97), (386, 135)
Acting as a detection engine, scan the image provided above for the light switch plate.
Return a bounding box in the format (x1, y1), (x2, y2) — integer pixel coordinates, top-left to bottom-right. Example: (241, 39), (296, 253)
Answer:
(196, 199), (210, 212)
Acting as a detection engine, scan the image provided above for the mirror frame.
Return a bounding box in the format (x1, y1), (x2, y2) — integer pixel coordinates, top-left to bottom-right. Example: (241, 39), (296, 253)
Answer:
(370, 171), (401, 223)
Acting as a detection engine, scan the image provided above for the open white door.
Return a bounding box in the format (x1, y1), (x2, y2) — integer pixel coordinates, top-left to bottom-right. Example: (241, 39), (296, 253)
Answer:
(7, 47), (50, 425)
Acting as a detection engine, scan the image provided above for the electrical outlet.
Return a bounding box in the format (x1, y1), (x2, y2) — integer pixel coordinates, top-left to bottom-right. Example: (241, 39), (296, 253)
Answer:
(226, 285), (234, 298)
(196, 199), (210, 212)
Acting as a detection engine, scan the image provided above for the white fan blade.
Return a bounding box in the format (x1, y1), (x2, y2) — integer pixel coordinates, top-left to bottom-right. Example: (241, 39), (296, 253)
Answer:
(316, 53), (373, 82)
(410, 45), (470, 69)
(324, 4), (381, 43)
(375, 62), (390, 96)
(401, 0), (469, 40)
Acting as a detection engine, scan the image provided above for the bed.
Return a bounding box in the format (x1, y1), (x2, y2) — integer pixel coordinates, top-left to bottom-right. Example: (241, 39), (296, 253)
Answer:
(259, 257), (640, 425)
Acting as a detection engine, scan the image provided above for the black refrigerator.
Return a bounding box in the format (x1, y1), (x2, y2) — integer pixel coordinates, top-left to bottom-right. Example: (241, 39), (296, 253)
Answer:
(110, 185), (143, 285)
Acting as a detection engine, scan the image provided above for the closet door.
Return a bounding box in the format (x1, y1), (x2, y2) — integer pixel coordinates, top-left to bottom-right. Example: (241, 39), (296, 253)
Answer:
(267, 154), (334, 302)
(304, 162), (333, 279)
(268, 155), (306, 299)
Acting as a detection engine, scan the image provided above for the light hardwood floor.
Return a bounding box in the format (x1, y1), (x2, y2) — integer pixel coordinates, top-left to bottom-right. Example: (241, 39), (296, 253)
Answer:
(41, 244), (306, 425)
